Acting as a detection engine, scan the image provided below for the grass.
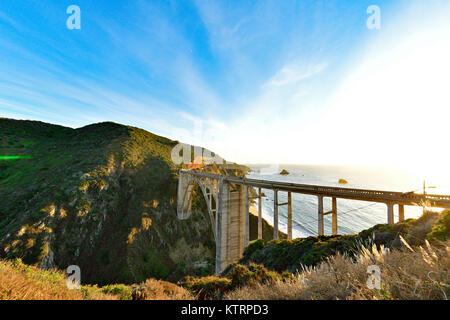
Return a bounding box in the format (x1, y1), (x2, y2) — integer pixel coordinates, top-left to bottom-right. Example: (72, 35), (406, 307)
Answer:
(180, 210), (450, 300)
(100, 283), (133, 300)
(1, 210), (448, 300)
(136, 278), (194, 300)
(0, 257), (194, 300)
(224, 240), (450, 300)
(0, 258), (116, 300)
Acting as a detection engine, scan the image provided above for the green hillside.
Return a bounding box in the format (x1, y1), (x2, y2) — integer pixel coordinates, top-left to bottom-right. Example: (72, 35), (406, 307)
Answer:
(0, 119), (221, 285)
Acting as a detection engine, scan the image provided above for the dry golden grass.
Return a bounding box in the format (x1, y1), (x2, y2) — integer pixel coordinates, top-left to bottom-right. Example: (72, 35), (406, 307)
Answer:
(0, 258), (194, 300)
(0, 259), (117, 300)
(139, 278), (195, 300)
(0, 259), (81, 300)
(225, 240), (449, 300)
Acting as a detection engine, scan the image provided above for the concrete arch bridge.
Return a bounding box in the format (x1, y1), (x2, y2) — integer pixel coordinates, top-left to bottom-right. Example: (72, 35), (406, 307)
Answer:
(177, 170), (450, 274)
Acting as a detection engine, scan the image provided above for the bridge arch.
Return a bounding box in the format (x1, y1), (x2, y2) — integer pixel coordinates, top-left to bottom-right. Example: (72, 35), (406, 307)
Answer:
(177, 174), (220, 240)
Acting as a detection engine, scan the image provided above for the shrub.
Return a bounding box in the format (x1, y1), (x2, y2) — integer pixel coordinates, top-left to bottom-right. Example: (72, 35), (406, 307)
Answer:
(140, 278), (194, 300)
(181, 275), (231, 300)
(243, 239), (265, 258)
(101, 284), (132, 300)
(182, 263), (294, 299)
(427, 210), (450, 241)
(230, 263), (294, 288)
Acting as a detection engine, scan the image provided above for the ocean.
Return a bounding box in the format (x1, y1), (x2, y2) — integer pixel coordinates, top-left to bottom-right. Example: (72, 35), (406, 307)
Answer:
(246, 164), (449, 238)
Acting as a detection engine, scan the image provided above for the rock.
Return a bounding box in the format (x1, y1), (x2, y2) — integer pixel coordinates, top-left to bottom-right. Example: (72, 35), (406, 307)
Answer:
(279, 169), (290, 175)
(39, 248), (55, 270)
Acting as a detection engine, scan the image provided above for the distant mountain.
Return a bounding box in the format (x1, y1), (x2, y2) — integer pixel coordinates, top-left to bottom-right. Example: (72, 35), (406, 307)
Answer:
(0, 118), (221, 285)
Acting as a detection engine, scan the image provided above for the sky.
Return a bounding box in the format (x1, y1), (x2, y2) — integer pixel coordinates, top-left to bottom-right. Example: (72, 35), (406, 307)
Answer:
(0, 0), (449, 178)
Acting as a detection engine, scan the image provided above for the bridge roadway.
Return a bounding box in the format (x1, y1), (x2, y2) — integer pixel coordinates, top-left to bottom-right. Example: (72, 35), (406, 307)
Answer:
(184, 170), (450, 205)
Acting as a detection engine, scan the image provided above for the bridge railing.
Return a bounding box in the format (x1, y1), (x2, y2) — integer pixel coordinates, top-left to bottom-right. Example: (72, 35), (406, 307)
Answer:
(180, 170), (450, 206)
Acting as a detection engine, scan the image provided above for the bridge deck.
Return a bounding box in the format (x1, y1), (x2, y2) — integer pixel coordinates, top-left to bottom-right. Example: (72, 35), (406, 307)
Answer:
(181, 170), (450, 208)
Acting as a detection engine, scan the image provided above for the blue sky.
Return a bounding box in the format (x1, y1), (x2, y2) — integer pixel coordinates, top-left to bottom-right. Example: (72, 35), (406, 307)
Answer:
(0, 1), (449, 176)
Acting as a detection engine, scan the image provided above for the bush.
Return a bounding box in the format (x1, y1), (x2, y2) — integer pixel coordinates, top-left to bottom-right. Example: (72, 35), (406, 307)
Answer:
(101, 284), (132, 300)
(181, 275), (232, 300)
(230, 263), (294, 288)
(243, 239), (265, 257)
(181, 263), (294, 299)
(240, 235), (358, 273)
(427, 210), (450, 241)
(140, 278), (194, 300)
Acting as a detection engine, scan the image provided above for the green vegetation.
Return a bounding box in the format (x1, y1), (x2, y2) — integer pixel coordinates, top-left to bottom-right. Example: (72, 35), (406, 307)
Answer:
(0, 119), (223, 285)
(279, 169), (289, 175)
(225, 240), (450, 300)
(181, 263), (293, 299)
(238, 210), (448, 273)
(239, 235), (359, 273)
(2, 118), (448, 300)
(100, 284), (133, 300)
(0, 257), (193, 300)
(1, 205), (448, 300)
(0, 258), (117, 300)
(427, 210), (450, 241)
(181, 275), (232, 300)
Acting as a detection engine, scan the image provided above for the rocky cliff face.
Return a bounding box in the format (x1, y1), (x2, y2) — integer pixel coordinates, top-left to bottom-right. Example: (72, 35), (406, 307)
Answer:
(0, 119), (218, 284)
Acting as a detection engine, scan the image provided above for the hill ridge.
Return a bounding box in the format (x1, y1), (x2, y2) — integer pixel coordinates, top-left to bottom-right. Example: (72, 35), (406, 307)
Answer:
(0, 118), (214, 284)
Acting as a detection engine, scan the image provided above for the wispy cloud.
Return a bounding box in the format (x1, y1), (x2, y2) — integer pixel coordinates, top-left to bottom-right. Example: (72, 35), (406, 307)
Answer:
(0, 10), (20, 30)
(263, 62), (327, 88)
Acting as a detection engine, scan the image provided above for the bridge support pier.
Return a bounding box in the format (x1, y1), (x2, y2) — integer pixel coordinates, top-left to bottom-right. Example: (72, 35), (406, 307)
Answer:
(288, 192), (292, 240)
(387, 202), (394, 225)
(215, 180), (225, 275)
(245, 185), (249, 246)
(398, 204), (405, 222)
(273, 190), (279, 239)
(213, 182), (249, 275)
(318, 196), (324, 236)
(258, 187), (262, 239)
(332, 197), (338, 235)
